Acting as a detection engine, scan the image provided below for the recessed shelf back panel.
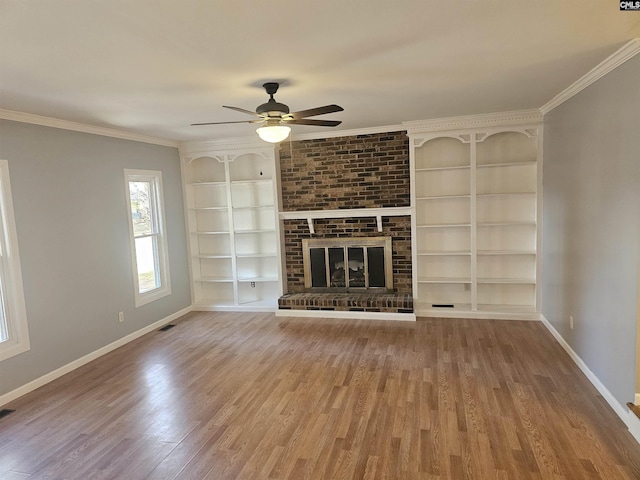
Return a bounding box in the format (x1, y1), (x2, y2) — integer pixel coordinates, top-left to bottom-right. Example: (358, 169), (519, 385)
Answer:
(416, 168), (470, 197)
(200, 258), (233, 278)
(477, 255), (536, 279)
(476, 163), (536, 194)
(416, 197), (470, 224)
(417, 227), (471, 252)
(477, 223), (536, 250)
(477, 194), (536, 223)
(193, 184), (228, 208)
(234, 230), (277, 256)
(416, 137), (470, 169)
(476, 131), (536, 165)
(418, 255), (471, 279)
(233, 208), (275, 231)
(477, 283), (535, 307)
(231, 182), (274, 208)
(418, 283), (471, 305)
(195, 210), (230, 232)
(186, 157), (226, 183)
(229, 153), (272, 181)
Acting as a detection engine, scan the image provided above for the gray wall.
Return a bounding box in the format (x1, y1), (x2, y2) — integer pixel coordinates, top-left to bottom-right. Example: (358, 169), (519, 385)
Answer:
(542, 54), (640, 406)
(0, 120), (191, 397)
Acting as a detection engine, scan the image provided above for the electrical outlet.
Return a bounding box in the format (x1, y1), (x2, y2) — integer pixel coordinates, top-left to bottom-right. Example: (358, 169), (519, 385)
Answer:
(118, 311), (125, 323)
(569, 315), (574, 329)
(250, 281), (256, 288)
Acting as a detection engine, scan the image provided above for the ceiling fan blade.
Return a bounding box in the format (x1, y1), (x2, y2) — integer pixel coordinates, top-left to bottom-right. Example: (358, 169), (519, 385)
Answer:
(286, 119), (342, 127)
(191, 119), (263, 126)
(223, 105), (264, 117)
(289, 104), (343, 119)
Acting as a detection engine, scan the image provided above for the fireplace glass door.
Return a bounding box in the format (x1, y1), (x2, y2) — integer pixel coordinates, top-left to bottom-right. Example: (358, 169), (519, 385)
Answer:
(303, 237), (392, 292)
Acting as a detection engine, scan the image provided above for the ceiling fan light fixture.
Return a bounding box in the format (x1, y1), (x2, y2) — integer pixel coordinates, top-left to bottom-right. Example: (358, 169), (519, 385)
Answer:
(256, 124), (291, 143)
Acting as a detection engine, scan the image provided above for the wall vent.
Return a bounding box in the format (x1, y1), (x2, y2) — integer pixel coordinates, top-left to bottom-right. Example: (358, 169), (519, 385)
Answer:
(0, 409), (15, 419)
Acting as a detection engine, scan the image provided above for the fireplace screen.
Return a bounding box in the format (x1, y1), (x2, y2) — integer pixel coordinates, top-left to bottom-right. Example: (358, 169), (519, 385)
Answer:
(302, 237), (392, 292)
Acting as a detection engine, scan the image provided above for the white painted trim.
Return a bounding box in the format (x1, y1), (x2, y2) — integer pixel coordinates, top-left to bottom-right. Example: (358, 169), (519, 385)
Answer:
(0, 306), (192, 408)
(540, 38), (640, 114)
(0, 161), (31, 362)
(417, 310), (541, 321)
(279, 206), (412, 234)
(540, 315), (638, 445)
(0, 108), (179, 148)
(124, 169), (172, 307)
(192, 304), (278, 313)
(629, 410), (640, 444)
(276, 308), (416, 322)
(403, 109), (543, 135)
(636, 392), (640, 405)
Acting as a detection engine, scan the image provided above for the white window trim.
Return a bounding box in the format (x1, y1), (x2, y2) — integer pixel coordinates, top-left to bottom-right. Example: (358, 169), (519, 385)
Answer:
(0, 160), (30, 361)
(124, 169), (171, 307)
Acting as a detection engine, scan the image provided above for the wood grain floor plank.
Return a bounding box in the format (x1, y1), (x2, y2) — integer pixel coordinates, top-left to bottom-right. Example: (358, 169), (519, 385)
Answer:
(2, 312), (640, 479)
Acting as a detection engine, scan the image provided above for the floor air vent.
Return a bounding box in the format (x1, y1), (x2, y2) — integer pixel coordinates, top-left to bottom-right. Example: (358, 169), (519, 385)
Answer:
(0, 409), (15, 419)
(432, 304), (454, 308)
(158, 324), (176, 332)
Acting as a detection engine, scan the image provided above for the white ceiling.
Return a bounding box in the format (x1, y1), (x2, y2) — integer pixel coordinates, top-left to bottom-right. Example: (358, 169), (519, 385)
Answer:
(1, 1), (639, 143)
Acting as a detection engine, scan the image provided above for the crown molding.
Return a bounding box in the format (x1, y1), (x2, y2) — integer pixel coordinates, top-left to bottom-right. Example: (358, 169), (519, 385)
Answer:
(403, 109), (543, 135)
(0, 108), (179, 148)
(540, 38), (640, 114)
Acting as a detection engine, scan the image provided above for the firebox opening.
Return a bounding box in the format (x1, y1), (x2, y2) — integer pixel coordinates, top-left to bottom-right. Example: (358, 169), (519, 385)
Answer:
(302, 237), (393, 293)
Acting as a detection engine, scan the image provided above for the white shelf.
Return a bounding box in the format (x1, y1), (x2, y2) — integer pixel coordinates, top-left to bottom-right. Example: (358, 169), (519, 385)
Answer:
(190, 181), (226, 186)
(477, 221), (536, 227)
(234, 229), (275, 234)
(417, 223), (471, 228)
(416, 194), (471, 200)
(236, 252), (277, 258)
(411, 127), (540, 315)
(477, 191), (536, 197)
(418, 277), (471, 284)
(230, 179), (272, 186)
(477, 250), (536, 255)
(232, 204), (274, 210)
(237, 276), (279, 282)
(417, 250), (471, 256)
(184, 149), (281, 310)
(415, 165), (470, 172)
(196, 276), (235, 283)
(477, 277), (536, 284)
(477, 160), (536, 168)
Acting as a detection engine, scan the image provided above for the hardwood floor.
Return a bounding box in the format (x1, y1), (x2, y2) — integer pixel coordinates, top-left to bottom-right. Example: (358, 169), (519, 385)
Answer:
(2, 312), (640, 479)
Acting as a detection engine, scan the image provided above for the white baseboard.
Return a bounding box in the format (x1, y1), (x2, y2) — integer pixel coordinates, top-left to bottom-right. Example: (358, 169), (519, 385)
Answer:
(540, 315), (638, 444)
(630, 409), (640, 444)
(276, 308), (416, 322)
(0, 306), (192, 408)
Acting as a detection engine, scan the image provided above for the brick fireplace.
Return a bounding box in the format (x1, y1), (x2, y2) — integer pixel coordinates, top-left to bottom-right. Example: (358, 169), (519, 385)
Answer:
(277, 131), (413, 316)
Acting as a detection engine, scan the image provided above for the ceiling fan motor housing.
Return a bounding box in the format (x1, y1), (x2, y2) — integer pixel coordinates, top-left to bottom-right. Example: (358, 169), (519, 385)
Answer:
(256, 82), (290, 116)
(256, 99), (290, 116)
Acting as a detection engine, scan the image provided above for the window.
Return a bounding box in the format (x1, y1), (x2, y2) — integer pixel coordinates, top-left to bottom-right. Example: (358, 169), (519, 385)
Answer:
(0, 160), (30, 361)
(124, 169), (171, 307)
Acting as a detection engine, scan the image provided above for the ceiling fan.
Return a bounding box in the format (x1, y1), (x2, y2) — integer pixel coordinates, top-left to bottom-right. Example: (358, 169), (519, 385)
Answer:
(191, 82), (344, 143)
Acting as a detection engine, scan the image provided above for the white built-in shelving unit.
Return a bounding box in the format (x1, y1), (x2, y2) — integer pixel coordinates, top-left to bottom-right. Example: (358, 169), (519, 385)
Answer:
(181, 143), (282, 311)
(407, 112), (542, 319)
